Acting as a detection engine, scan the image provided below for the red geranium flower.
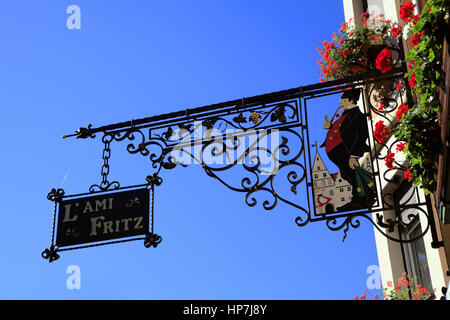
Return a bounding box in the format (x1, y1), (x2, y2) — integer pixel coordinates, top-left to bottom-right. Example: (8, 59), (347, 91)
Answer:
(400, 2), (416, 22)
(361, 12), (369, 26)
(400, 277), (409, 286)
(375, 48), (392, 74)
(420, 288), (430, 297)
(342, 49), (351, 58)
(374, 121), (390, 143)
(396, 142), (407, 152)
(377, 103), (385, 112)
(409, 31), (424, 47)
(385, 152), (397, 169)
(351, 64), (362, 73)
(409, 72), (417, 89)
(396, 80), (402, 90)
(396, 104), (409, 120)
(391, 25), (403, 37)
(404, 168), (412, 180)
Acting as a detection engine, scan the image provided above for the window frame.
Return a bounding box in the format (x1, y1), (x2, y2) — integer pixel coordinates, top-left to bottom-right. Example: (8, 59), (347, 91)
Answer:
(394, 181), (434, 297)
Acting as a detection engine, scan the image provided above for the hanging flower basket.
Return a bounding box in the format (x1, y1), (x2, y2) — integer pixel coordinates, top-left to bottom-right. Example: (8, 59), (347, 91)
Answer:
(365, 33), (386, 64)
(316, 14), (400, 81)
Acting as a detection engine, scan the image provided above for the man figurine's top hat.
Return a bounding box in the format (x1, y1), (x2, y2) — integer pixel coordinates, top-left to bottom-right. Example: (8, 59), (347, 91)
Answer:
(340, 88), (361, 105)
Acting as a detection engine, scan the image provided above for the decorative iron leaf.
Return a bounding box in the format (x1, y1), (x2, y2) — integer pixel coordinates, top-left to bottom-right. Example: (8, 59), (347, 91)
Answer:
(233, 113), (247, 124)
(162, 162), (177, 170)
(178, 123), (192, 133)
(163, 127), (174, 140)
(271, 106), (286, 123)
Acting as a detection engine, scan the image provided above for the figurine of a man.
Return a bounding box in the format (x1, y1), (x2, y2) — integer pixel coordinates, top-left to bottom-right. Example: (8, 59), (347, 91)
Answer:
(321, 89), (372, 211)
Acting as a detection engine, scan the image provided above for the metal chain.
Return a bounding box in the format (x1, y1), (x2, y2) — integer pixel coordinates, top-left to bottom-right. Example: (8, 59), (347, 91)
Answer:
(101, 140), (111, 186)
(88, 135), (120, 193)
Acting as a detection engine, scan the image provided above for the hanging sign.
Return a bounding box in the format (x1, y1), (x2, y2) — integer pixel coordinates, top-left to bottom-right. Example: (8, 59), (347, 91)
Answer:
(56, 187), (149, 247)
(309, 88), (377, 215)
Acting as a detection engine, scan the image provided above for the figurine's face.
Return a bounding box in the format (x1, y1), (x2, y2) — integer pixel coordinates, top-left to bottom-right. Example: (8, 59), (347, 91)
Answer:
(341, 98), (356, 109)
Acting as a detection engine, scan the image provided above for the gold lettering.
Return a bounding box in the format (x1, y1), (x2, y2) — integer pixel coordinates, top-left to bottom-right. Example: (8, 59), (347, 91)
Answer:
(121, 218), (133, 231)
(62, 204), (78, 222)
(89, 216), (105, 236)
(95, 199), (107, 212)
(82, 201), (94, 214)
(133, 216), (144, 229)
(103, 221), (114, 234)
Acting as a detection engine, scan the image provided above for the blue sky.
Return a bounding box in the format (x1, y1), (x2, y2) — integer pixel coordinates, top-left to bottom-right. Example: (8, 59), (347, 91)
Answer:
(0, 0), (382, 299)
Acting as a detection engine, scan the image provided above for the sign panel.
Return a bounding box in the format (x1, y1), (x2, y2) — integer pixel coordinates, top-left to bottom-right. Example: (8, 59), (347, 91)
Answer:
(56, 188), (149, 247)
(308, 88), (377, 215)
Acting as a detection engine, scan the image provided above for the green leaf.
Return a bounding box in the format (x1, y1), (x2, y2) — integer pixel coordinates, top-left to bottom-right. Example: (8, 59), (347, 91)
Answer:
(417, 41), (427, 53)
(428, 48), (435, 62)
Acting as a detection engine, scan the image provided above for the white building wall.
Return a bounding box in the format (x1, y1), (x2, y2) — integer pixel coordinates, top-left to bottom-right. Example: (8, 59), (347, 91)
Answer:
(343, 0), (447, 296)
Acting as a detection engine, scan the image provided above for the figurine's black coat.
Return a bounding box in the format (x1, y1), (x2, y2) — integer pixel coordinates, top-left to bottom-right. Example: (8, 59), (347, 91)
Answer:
(321, 106), (370, 207)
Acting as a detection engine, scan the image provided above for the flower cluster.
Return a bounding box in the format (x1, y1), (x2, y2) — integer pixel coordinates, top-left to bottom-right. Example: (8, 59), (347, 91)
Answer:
(409, 30), (425, 47)
(409, 72), (417, 89)
(398, 2), (429, 96)
(396, 142), (407, 152)
(404, 167), (412, 180)
(316, 1), (448, 194)
(375, 48), (393, 73)
(316, 14), (398, 81)
(382, 272), (431, 300)
(400, 2), (418, 23)
(391, 25), (403, 37)
(389, 2), (427, 96)
(354, 288), (379, 300)
(373, 121), (390, 143)
(396, 104), (409, 120)
(317, 40), (342, 82)
(368, 2), (432, 181)
(393, 0), (449, 193)
(373, 101), (410, 174)
(385, 152), (398, 169)
(355, 272), (432, 300)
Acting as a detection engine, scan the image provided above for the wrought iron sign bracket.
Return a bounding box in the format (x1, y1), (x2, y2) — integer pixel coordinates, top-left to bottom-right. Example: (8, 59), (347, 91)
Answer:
(49, 66), (443, 259)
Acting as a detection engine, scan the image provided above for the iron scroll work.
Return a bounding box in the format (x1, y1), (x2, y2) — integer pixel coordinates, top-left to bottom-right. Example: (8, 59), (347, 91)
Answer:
(43, 70), (440, 261)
